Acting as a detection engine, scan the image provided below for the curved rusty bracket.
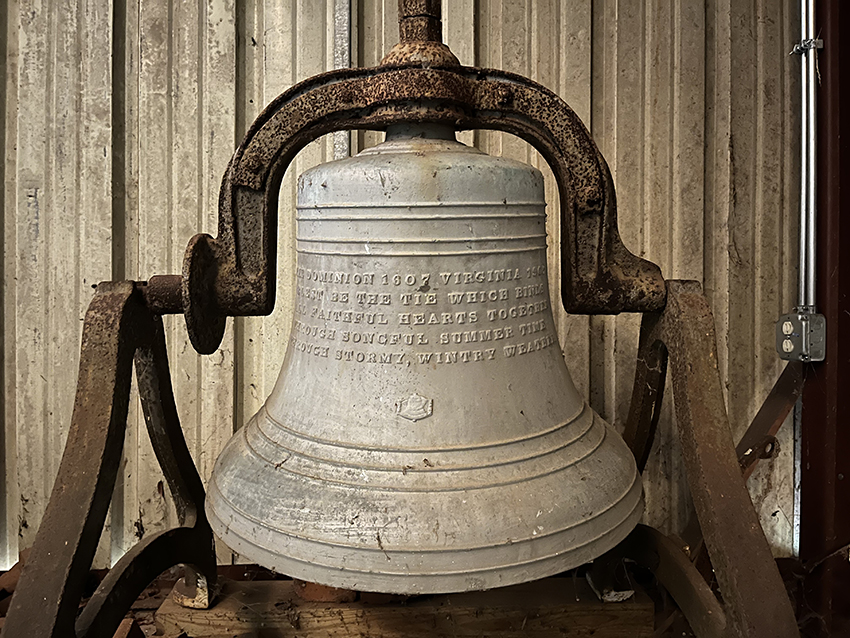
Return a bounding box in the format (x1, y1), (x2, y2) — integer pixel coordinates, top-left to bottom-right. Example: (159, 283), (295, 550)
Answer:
(179, 65), (665, 353)
(2, 283), (217, 638)
(619, 525), (728, 638)
(623, 281), (799, 638)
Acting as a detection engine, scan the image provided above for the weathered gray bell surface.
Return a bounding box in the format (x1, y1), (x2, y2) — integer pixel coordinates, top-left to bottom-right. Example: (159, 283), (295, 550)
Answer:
(206, 124), (643, 594)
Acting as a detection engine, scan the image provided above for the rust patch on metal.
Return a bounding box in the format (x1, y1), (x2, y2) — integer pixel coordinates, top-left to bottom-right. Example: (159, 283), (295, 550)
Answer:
(397, 0), (443, 44)
(139, 274), (183, 315)
(381, 41), (460, 67)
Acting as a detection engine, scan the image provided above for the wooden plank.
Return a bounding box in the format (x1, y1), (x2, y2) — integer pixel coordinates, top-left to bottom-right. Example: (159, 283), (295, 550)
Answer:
(157, 578), (653, 638)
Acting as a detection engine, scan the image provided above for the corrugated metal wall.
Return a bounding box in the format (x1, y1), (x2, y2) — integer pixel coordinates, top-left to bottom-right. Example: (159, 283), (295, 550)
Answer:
(0, 0), (799, 569)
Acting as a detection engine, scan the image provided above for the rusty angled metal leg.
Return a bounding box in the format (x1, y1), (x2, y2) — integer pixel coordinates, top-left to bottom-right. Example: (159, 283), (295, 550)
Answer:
(74, 313), (216, 636)
(623, 312), (668, 473)
(621, 280), (799, 638)
(620, 525), (729, 638)
(1, 283), (216, 638)
(736, 361), (804, 480)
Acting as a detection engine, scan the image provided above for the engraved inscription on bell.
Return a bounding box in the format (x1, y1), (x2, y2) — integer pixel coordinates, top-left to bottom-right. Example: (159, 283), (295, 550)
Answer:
(396, 393), (433, 421)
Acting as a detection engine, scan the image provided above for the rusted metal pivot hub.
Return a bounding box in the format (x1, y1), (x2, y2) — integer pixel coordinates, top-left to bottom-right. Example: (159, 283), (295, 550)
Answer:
(382, 0), (460, 67)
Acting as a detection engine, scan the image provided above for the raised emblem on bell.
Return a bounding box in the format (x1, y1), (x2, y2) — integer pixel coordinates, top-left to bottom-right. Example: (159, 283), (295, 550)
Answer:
(206, 123), (644, 594)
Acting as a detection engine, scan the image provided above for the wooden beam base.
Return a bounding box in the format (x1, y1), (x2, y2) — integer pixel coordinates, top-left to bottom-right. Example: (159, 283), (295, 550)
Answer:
(156, 577), (653, 637)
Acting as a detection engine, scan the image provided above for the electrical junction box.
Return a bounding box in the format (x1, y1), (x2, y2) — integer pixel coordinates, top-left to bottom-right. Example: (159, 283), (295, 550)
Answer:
(776, 311), (826, 362)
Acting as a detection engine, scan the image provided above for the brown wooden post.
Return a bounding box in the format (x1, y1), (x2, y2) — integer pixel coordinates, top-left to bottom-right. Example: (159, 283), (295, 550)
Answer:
(800, 1), (850, 636)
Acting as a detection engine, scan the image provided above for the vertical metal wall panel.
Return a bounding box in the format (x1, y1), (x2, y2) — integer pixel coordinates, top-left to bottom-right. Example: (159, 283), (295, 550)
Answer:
(199, 0), (238, 563)
(12, 0), (52, 561)
(591, 0), (708, 534)
(592, 0), (658, 526)
(540, 1), (594, 400)
(122, 0), (182, 556)
(6, 0), (117, 566)
(0, 0), (799, 569)
(234, 0), (340, 436)
(111, 0), (139, 564)
(0, 0), (15, 571)
(706, 0), (799, 554)
(80, 0), (117, 569)
(473, 1), (594, 399)
(443, 0), (475, 147)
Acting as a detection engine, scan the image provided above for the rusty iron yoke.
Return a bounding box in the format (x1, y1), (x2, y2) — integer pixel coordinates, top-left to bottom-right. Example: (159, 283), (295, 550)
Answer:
(173, 57), (667, 354)
(2, 3), (799, 637)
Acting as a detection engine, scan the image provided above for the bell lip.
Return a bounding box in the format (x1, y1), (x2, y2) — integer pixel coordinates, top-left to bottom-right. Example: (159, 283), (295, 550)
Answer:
(207, 452), (640, 550)
(207, 411), (645, 593)
(206, 488), (644, 595)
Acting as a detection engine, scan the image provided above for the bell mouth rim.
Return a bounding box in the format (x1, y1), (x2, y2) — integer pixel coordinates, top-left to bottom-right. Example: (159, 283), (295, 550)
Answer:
(208, 465), (642, 552)
(206, 477), (644, 595)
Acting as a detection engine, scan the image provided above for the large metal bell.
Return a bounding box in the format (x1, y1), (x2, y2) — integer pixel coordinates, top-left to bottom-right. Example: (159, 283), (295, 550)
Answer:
(206, 124), (643, 594)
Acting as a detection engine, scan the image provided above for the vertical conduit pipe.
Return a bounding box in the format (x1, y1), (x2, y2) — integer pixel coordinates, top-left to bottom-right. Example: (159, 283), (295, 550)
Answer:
(776, 0), (825, 362)
(803, 0), (818, 310)
(798, 0), (810, 310)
